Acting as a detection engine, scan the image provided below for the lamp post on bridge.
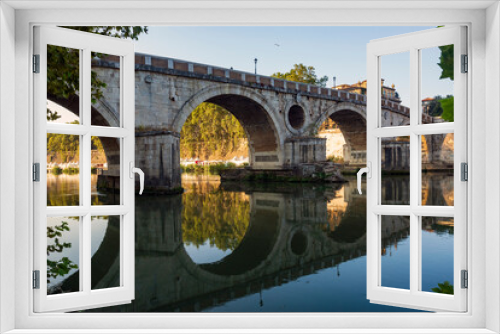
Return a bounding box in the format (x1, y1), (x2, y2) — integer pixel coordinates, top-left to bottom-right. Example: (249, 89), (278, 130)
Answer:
(254, 58), (258, 75)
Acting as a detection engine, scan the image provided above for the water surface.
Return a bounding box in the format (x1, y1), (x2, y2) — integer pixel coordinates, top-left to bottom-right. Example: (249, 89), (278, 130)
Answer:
(46, 173), (454, 312)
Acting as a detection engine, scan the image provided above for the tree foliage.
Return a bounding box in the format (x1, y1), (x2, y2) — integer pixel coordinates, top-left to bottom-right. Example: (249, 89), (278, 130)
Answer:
(439, 96), (454, 122)
(182, 183), (250, 251)
(436, 44), (454, 122)
(47, 121), (104, 163)
(47, 220), (79, 286)
(272, 63), (328, 87)
(180, 103), (247, 160)
(425, 94), (454, 122)
(438, 45), (454, 81)
(47, 132), (80, 163)
(431, 281), (454, 295)
(47, 26), (148, 121)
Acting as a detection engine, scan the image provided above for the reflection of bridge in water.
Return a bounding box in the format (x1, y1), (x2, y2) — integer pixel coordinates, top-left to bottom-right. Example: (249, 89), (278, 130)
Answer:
(73, 176), (454, 312)
(72, 176), (449, 313)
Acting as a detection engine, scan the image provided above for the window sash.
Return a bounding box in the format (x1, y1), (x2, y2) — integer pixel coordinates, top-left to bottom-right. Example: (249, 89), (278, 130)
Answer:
(366, 26), (467, 312)
(33, 26), (136, 313)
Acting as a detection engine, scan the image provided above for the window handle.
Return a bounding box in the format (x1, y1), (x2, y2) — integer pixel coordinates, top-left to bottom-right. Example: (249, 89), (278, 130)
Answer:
(129, 162), (145, 195)
(357, 162), (371, 195)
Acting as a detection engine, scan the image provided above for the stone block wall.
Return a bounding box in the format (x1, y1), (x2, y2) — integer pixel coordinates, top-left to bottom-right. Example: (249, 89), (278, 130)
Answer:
(135, 132), (181, 193)
(284, 137), (327, 167)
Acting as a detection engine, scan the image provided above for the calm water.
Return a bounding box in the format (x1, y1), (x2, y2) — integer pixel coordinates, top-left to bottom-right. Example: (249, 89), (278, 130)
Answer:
(46, 173), (454, 312)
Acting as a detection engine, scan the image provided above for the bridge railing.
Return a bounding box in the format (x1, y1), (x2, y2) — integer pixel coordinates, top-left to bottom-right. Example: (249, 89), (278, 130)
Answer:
(97, 53), (413, 118)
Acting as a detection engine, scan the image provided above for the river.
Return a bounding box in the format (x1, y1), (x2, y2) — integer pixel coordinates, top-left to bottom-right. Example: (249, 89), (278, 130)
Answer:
(46, 172), (454, 312)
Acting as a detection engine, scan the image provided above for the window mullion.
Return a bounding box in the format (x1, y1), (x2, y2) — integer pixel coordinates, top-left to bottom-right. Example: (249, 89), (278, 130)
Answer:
(82, 213), (92, 293)
(82, 48), (91, 208)
(81, 48), (92, 295)
(409, 47), (420, 295)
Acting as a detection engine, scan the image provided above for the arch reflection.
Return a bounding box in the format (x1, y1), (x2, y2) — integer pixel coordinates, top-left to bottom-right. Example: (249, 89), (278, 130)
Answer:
(46, 173), (453, 312)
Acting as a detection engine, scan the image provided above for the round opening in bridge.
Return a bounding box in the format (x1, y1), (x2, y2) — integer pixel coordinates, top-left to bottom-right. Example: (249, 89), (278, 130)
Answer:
(290, 231), (308, 256)
(288, 105), (306, 130)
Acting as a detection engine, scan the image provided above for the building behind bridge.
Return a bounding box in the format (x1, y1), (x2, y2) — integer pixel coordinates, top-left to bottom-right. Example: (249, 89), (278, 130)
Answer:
(333, 79), (401, 104)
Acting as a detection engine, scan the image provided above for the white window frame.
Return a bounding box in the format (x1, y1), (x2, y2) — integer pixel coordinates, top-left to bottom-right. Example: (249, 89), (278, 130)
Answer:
(366, 26), (467, 312)
(0, 1), (498, 333)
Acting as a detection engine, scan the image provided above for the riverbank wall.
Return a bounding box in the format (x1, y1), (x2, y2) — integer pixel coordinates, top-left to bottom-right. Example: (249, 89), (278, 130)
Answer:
(220, 162), (346, 183)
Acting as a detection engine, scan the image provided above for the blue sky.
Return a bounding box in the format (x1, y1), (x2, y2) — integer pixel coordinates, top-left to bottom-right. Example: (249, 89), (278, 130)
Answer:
(133, 26), (455, 107)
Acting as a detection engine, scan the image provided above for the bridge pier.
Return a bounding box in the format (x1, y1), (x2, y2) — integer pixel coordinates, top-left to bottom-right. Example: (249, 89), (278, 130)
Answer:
(135, 131), (182, 194)
(284, 137), (326, 167)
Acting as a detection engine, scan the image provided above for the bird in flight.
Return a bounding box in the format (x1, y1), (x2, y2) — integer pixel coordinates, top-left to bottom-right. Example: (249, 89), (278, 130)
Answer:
(274, 43), (280, 47)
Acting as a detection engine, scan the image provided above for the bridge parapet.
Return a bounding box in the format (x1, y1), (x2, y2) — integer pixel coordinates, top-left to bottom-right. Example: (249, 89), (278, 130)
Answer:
(94, 53), (412, 119)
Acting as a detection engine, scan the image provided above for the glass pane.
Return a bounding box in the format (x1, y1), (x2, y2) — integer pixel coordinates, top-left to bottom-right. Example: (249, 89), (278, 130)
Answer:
(92, 136), (121, 206)
(91, 215), (121, 290)
(91, 53), (121, 127)
(381, 215), (410, 290)
(421, 217), (454, 294)
(47, 45), (81, 125)
(381, 136), (410, 205)
(47, 133), (80, 206)
(47, 216), (80, 295)
(421, 45), (454, 124)
(421, 134), (454, 206)
(380, 52), (410, 127)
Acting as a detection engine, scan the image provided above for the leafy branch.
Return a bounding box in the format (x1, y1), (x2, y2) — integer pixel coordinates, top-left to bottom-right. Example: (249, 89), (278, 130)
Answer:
(431, 281), (454, 295)
(46, 221), (78, 284)
(47, 26), (148, 117)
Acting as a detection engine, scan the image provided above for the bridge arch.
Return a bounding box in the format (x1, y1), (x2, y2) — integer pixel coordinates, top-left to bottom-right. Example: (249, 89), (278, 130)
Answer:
(48, 94), (122, 185)
(314, 102), (367, 165)
(173, 85), (286, 168)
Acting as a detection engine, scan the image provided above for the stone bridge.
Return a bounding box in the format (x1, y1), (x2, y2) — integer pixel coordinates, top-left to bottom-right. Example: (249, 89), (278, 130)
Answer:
(51, 53), (449, 192)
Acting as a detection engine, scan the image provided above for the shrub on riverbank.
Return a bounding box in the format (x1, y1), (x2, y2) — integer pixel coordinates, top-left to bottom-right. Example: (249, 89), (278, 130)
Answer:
(327, 155), (344, 164)
(62, 167), (79, 175)
(51, 167), (63, 175)
(50, 167), (98, 175)
(181, 162), (240, 175)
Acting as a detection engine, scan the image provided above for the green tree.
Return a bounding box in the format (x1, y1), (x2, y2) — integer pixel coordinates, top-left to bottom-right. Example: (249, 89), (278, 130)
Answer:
(47, 26), (148, 121)
(181, 183), (250, 251)
(440, 95), (454, 122)
(180, 102), (247, 160)
(426, 99), (443, 117)
(432, 281), (454, 295)
(47, 220), (78, 286)
(438, 45), (454, 81)
(437, 44), (454, 122)
(272, 63), (328, 87)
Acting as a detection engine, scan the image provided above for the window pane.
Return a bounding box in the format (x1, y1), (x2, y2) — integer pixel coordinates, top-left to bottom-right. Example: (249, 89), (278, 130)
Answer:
(47, 45), (81, 125)
(381, 136), (410, 205)
(380, 52), (410, 127)
(92, 136), (121, 205)
(421, 45), (454, 124)
(47, 216), (81, 295)
(421, 134), (454, 206)
(91, 53), (121, 127)
(381, 215), (410, 290)
(421, 217), (454, 294)
(91, 215), (121, 290)
(47, 133), (80, 206)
